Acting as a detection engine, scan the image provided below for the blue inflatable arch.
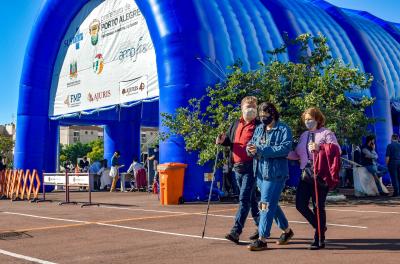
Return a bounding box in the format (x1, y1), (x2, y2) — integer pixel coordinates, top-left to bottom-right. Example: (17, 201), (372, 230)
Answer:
(15, 0), (400, 199)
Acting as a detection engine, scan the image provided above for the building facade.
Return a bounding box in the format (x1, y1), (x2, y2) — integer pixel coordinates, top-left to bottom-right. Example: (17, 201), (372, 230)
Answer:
(59, 126), (104, 145)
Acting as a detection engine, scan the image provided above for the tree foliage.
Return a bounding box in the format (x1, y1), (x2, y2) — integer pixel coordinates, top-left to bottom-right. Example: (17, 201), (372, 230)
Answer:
(59, 142), (92, 165)
(0, 135), (14, 167)
(87, 139), (104, 162)
(161, 33), (375, 165)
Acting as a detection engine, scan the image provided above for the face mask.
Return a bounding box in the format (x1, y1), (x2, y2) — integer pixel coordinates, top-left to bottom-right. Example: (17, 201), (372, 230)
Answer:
(91, 35), (98, 46)
(261, 116), (274, 126)
(243, 108), (257, 120)
(154, 149), (158, 152)
(305, 120), (317, 130)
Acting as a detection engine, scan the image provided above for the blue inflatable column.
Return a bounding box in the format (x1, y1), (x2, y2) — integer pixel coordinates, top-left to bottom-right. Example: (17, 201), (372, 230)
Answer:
(136, 1), (217, 201)
(103, 121), (140, 170)
(44, 120), (59, 172)
(14, 116), (48, 171)
(14, 116), (58, 191)
(14, 0), (90, 184)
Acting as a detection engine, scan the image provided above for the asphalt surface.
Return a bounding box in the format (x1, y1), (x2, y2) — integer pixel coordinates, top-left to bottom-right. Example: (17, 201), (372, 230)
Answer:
(0, 191), (399, 263)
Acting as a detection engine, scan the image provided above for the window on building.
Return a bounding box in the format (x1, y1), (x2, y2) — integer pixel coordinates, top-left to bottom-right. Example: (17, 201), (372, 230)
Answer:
(73, 131), (80, 143)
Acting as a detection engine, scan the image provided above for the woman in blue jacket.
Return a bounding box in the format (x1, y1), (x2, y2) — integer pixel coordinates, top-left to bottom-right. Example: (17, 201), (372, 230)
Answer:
(246, 102), (294, 251)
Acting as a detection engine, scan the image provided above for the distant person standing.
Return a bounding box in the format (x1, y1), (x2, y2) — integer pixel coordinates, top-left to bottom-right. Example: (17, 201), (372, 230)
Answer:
(0, 156), (6, 171)
(98, 159), (111, 191)
(222, 148), (237, 197)
(110, 151), (123, 192)
(79, 156), (90, 172)
(89, 160), (102, 190)
(386, 134), (400, 197)
(361, 135), (388, 196)
(63, 160), (70, 172)
(147, 145), (160, 184)
(127, 157), (146, 191)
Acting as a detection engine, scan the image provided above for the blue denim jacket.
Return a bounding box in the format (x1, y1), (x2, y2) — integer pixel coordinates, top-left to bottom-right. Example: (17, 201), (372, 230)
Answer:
(247, 121), (293, 181)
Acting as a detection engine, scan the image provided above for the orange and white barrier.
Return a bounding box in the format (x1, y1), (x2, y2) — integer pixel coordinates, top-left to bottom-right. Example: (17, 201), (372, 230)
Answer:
(0, 169), (41, 201)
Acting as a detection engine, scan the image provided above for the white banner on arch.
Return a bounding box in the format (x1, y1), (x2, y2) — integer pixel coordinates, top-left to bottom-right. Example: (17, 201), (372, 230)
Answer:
(49, 0), (158, 117)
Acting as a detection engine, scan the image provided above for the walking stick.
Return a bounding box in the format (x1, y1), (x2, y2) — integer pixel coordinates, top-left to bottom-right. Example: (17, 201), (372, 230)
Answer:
(202, 147), (220, 238)
(312, 150), (322, 247)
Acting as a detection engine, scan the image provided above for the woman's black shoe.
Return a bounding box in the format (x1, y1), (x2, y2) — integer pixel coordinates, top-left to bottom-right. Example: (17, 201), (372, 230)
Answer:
(276, 229), (294, 245)
(309, 233), (325, 250)
(309, 240), (326, 250)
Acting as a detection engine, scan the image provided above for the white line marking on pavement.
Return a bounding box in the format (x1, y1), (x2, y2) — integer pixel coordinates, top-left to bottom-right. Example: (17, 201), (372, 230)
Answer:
(204, 214), (368, 229)
(2, 212), (88, 223)
(281, 205), (400, 215)
(0, 211), (229, 242)
(100, 206), (190, 214)
(326, 208), (400, 215)
(99, 206), (368, 229)
(0, 249), (57, 264)
(1, 209), (368, 248)
(96, 222), (227, 241)
(288, 220), (367, 229)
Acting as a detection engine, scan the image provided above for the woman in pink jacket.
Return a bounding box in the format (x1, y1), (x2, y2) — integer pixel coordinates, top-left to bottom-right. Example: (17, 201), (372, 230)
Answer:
(288, 107), (339, 250)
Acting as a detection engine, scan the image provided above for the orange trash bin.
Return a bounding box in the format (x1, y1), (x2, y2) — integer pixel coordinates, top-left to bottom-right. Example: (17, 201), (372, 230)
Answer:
(157, 163), (187, 205)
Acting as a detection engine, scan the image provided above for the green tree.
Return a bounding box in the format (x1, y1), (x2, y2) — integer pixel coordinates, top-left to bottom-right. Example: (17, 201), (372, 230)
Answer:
(59, 142), (92, 165)
(0, 135), (14, 156)
(59, 145), (67, 165)
(161, 33), (375, 165)
(0, 135), (14, 167)
(87, 139), (104, 162)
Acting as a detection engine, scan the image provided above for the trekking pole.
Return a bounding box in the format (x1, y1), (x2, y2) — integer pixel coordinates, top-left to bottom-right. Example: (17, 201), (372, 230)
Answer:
(201, 147), (220, 238)
(312, 151), (322, 247)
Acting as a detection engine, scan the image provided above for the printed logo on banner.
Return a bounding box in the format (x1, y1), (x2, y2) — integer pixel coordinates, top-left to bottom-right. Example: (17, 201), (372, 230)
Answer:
(64, 93), (82, 107)
(63, 29), (83, 50)
(44, 176), (65, 185)
(93, 54), (104, 74)
(119, 76), (148, 104)
(117, 37), (154, 62)
(87, 90), (111, 102)
(89, 19), (100, 46)
(69, 175), (89, 185)
(69, 61), (78, 79)
(100, 4), (141, 39)
(121, 81), (146, 96)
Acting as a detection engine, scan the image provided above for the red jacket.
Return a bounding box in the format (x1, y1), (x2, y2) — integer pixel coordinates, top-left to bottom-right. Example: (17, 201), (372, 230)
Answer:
(314, 143), (341, 190)
(232, 118), (256, 163)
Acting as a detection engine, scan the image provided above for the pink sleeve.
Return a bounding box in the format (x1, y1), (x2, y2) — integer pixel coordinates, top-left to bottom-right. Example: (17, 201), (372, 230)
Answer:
(287, 132), (307, 160)
(325, 130), (339, 145)
(325, 130), (341, 154)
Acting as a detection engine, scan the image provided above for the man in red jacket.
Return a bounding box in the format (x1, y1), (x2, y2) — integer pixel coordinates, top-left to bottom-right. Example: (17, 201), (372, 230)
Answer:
(216, 96), (260, 244)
